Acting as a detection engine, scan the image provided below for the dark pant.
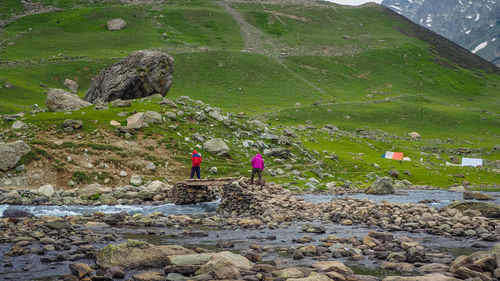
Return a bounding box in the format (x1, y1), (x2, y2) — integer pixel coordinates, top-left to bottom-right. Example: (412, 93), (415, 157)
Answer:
(251, 168), (263, 186)
(190, 166), (201, 179)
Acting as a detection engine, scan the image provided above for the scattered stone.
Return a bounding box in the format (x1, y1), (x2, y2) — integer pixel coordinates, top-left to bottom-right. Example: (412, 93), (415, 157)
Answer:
(107, 18), (127, 31)
(0, 141), (31, 171)
(463, 190), (494, 201)
(130, 175), (142, 186)
(366, 177), (394, 195)
(38, 185), (55, 198)
(63, 79), (79, 93)
(11, 120), (27, 129)
(127, 112), (145, 129)
(408, 132), (421, 139)
(110, 99), (131, 107)
(203, 139), (230, 156)
(45, 88), (92, 112)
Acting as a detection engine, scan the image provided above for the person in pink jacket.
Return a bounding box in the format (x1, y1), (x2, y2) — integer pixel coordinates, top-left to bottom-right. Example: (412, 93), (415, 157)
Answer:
(251, 153), (264, 186)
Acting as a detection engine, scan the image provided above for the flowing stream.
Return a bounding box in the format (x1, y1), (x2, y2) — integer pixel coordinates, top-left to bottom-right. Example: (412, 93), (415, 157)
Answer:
(1, 189), (498, 217)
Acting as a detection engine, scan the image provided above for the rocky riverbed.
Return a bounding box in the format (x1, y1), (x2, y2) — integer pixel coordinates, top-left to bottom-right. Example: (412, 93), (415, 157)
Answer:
(1, 179), (499, 281)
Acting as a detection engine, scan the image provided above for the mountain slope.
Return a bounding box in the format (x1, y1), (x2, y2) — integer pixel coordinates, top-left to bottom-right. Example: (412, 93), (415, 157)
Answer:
(0, 0), (499, 188)
(381, 0), (500, 67)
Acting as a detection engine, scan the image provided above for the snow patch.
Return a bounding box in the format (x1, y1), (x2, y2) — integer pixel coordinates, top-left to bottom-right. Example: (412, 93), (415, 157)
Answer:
(465, 30), (471, 35)
(472, 41), (488, 54)
(475, 13), (480, 22)
(389, 5), (402, 11)
(492, 38), (496, 42)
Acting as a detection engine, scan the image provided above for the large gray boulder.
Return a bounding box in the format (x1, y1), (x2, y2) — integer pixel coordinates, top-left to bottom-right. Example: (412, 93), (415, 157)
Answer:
(84, 50), (174, 104)
(0, 141), (31, 171)
(366, 177), (395, 195)
(204, 139), (230, 156)
(96, 240), (194, 269)
(46, 88), (92, 112)
(446, 201), (500, 218)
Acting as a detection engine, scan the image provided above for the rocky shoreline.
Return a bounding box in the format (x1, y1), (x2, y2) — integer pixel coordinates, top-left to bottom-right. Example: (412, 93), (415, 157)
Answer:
(1, 179), (500, 280)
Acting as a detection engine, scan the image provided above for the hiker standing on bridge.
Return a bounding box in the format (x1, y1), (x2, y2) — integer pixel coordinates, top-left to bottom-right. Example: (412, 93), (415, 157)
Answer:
(251, 153), (264, 186)
(190, 150), (202, 179)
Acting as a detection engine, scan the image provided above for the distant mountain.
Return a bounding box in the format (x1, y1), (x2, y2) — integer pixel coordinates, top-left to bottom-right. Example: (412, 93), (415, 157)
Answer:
(381, 0), (500, 67)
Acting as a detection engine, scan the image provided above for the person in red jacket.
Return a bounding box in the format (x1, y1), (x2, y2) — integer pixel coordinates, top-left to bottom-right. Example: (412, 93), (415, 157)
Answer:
(190, 150), (202, 179)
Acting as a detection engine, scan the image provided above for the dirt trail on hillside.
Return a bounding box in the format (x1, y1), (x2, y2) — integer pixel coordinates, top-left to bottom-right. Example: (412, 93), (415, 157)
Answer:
(217, 1), (272, 54)
(218, 1), (325, 93)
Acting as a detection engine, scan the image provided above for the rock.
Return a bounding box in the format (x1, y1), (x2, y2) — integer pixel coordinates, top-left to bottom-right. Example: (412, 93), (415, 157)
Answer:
(454, 266), (493, 280)
(11, 120), (26, 129)
(293, 250), (305, 260)
(209, 167), (218, 174)
(166, 273), (189, 281)
(133, 271), (164, 281)
(127, 112), (145, 129)
(273, 268), (305, 279)
(446, 201), (500, 218)
(203, 139), (230, 156)
(288, 272), (333, 281)
(383, 273), (461, 281)
(3, 209), (33, 218)
(0, 141), (31, 171)
(84, 50), (174, 103)
(492, 244), (500, 268)
(79, 184), (112, 198)
(366, 177), (394, 195)
(110, 120), (121, 126)
(311, 261), (354, 275)
(130, 175), (142, 186)
(144, 111), (163, 124)
(301, 224), (326, 233)
(46, 89), (92, 112)
(106, 266), (125, 278)
(195, 257), (241, 280)
(110, 99), (131, 107)
(159, 98), (177, 107)
(69, 262), (92, 278)
(99, 194), (117, 205)
(387, 169), (400, 178)
(38, 185), (55, 198)
(63, 119), (83, 130)
(418, 263), (449, 273)
(263, 147), (291, 159)
(107, 18), (127, 31)
(408, 132), (421, 139)
(63, 79), (79, 93)
(96, 240), (193, 269)
(463, 190), (494, 201)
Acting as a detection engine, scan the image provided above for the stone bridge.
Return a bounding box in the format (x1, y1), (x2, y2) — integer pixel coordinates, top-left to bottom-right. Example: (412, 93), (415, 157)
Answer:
(171, 177), (238, 205)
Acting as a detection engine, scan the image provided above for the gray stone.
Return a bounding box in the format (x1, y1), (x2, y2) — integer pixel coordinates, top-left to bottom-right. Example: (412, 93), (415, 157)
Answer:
(144, 111), (163, 124)
(263, 147), (291, 159)
(107, 18), (127, 31)
(130, 175), (142, 186)
(110, 99), (131, 107)
(11, 120), (26, 129)
(63, 79), (79, 93)
(204, 139), (230, 156)
(366, 177), (395, 195)
(38, 185), (55, 198)
(209, 167), (218, 174)
(63, 119), (83, 130)
(0, 141), (31, 171)
(46, 89), (92, 112)
(84, 50), (174, 104)
(127, 112), (145, 129)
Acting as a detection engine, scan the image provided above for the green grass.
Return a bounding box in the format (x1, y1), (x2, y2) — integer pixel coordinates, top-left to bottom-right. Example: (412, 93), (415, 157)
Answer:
(0, 0), (499, 188)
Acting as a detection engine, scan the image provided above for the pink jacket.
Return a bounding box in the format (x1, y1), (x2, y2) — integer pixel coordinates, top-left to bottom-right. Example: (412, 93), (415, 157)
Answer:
(251, 154), (264, 170)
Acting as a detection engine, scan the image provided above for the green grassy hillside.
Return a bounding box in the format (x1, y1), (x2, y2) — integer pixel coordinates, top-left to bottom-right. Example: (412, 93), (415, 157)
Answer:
(0, 0), (498, 188)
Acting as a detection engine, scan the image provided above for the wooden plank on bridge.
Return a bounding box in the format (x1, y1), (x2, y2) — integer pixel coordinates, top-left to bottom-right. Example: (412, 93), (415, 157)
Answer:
(182, 177), (238, 187)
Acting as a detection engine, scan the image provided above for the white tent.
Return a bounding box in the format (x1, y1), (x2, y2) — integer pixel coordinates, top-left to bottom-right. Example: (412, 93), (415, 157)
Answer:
(461, 158), (483, 167)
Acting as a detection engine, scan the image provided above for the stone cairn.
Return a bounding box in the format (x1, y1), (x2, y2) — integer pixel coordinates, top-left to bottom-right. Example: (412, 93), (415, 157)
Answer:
(171, 183), (219, 205)
(218, 178), (314, 219)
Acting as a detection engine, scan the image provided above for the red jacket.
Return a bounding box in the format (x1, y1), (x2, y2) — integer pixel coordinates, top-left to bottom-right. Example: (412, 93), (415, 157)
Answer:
(191, 151), (202, 167)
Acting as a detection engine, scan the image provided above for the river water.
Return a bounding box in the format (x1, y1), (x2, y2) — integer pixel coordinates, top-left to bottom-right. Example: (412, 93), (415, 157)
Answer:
(1, 189), (498, 217)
